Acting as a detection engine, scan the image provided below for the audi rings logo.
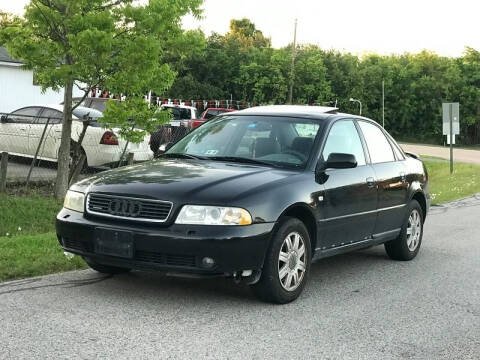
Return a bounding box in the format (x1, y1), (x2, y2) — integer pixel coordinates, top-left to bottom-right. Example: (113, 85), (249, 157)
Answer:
(108, 199), (142, 217)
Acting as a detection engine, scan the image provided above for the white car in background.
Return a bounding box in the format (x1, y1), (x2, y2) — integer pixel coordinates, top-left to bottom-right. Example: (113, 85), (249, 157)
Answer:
(0, 104), (153, 167)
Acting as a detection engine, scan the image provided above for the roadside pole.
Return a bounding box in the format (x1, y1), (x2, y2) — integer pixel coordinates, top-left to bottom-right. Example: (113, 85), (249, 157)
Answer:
(0, 152), (7, 193)
(382, 79), (385, 128)
(287, 18), (297, 105)
(442, 103), (459, 175)
(449, 103), (453, 174)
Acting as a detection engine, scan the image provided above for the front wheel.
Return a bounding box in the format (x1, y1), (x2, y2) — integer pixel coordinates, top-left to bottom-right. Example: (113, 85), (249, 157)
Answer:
(251, 217), (311, 304)
(384, 200), (424, 261)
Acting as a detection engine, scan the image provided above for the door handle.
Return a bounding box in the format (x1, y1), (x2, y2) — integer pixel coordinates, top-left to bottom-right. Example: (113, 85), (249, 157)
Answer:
(366, 177), (376, 188)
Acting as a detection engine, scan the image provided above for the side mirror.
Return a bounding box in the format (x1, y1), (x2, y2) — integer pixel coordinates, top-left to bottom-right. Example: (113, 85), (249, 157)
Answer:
(325, 153), (357, 169)
(0, 115), (7, 123)
(315, 153), (357, 184)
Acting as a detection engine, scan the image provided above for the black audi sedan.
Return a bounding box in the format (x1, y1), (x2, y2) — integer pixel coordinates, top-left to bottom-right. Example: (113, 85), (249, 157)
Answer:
(56, 105), (429, 303)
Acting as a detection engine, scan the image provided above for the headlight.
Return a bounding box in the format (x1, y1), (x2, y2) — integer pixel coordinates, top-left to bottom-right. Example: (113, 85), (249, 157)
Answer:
(175, 205), (252, 225)
(64, 190), (85, 213)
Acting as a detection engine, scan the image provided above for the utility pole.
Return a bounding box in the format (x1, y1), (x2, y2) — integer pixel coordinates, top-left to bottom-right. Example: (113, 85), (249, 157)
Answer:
(287, 18), (297, 105)
(382, 79), (385, 128)
(449, 103), (454, 174)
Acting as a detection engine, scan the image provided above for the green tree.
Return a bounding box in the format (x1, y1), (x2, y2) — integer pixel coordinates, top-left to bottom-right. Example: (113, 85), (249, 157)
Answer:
(0, 0), (202, 199)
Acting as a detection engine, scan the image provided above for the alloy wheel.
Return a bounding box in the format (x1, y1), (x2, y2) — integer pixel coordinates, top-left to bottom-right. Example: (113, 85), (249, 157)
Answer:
(278, 232), (307, 291)
(406, 209), (422, 251)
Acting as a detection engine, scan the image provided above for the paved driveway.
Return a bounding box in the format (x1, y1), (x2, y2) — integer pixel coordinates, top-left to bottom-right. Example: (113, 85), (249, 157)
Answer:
(1, 196), (479, 359)
(400, 143), (480, 164)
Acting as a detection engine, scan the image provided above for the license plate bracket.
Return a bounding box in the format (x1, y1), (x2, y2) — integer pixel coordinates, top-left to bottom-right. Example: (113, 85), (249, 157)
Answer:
(94, 228), (134, 258)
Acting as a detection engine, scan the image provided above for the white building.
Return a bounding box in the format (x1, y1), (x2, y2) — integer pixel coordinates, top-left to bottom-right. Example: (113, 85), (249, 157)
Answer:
(0, 47), (83, 113)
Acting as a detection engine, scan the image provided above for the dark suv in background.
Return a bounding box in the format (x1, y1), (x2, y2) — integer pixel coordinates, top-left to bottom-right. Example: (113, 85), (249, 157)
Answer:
(56, 105), (429, 303)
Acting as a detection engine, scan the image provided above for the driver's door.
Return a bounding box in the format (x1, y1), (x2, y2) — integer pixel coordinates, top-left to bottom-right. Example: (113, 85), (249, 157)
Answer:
(319, 120), (377, 248)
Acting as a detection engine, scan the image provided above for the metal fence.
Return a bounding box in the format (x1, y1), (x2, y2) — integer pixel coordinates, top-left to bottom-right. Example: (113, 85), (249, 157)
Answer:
(0, 112), (190, 195)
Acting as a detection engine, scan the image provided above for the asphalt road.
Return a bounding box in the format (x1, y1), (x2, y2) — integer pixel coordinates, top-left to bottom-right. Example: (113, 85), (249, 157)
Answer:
(5, 157), (57, 182)
(400, 143), (480, 165)
(1, 196), (479, 360)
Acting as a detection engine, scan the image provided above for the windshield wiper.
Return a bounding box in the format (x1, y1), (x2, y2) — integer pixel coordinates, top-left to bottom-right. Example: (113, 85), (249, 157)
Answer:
(207, 156), (277, 167)
(161, 153), (208, 160)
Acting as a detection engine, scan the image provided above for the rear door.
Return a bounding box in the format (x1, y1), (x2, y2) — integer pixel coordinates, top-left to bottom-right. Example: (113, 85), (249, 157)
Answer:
(29, 108), (63, 160)
(320, 119), (378, 247)
(1, 107), (41, 155)
(357, 120), (408, 235)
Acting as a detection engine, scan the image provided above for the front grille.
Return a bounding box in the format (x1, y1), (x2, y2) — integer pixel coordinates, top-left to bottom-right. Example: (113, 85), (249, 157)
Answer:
(87, 193), (172, 222)
(135, 250), (197, 268)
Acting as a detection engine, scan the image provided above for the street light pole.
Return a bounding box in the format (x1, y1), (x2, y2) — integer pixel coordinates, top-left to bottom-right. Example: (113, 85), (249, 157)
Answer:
(382, 79), (385, 128)
(287, 18), (297, 105)
(349, 98), (362, 116)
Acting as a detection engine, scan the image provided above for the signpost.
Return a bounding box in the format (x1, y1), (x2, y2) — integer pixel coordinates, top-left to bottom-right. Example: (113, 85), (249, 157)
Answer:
(442, 103), (460, 174)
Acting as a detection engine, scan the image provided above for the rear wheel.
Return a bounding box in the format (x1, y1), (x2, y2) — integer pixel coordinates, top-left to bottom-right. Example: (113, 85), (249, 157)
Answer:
(69, 143), (88, 170)
(251, 217), (311, 304)
(385, 200), (423, 261)
(83, 257), (131, 275)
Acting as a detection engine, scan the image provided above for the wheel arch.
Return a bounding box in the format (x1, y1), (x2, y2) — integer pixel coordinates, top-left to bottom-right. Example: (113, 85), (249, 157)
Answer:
(411, 191), (427, 222)
(278, 203), (318, 253)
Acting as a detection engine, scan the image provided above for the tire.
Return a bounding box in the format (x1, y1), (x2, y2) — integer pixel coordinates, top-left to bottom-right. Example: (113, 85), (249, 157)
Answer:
(251, 217), (311, 304)
(384, 200), (424, 261)
(69, 144), (88, 170)
(83, 257), (131, 275)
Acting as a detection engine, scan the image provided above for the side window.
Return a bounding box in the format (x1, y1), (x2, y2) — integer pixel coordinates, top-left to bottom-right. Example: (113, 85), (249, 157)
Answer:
(358, 121), (395, 163)
(38, 109), (63, 124)
(322, 120), (366, 166)
(9, 107), (41, 124)
(386, 134), (405, 160)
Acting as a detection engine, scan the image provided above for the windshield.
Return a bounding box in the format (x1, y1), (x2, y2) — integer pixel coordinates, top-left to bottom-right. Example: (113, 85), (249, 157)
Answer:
(168, 116), (322, 168)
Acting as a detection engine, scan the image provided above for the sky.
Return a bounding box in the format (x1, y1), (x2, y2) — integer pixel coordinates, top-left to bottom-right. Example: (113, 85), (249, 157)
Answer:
(1, 0), (479, 57)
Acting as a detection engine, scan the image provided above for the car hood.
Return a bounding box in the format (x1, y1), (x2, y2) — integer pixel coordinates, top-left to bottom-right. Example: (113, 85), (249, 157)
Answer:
(72, 158), (299, 205)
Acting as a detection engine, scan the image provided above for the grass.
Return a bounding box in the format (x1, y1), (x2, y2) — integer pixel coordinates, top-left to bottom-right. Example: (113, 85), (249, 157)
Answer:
(420, 154), (447, 161)
(0, 193), (61, 237)
(0, 232), (86, 282)
(0, 193), (87, 282)
(424, 161), (480, 204)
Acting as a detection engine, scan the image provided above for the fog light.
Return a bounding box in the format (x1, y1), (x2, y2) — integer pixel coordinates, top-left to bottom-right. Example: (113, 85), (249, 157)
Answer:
(202, 257), (215, 268)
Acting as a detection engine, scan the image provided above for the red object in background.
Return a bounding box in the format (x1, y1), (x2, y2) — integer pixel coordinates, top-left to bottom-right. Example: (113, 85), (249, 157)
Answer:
(189, 108), (234, 129)
(100, 131), (119, 145)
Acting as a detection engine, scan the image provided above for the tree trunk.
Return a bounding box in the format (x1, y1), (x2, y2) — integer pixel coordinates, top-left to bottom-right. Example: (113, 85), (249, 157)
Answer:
(55, 80), (74, 200)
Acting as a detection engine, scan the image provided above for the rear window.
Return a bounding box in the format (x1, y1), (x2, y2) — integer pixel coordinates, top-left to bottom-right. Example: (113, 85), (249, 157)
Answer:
(162, 107), (192, 120)
(72, 108), (104, 127)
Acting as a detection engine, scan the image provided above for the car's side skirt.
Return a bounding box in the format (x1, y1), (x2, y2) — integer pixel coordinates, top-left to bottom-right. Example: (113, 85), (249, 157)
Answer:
(312, 228), (401, 261)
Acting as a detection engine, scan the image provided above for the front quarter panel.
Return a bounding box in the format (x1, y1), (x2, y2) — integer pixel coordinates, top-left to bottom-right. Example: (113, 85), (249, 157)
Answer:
(235, 171), (323, 224)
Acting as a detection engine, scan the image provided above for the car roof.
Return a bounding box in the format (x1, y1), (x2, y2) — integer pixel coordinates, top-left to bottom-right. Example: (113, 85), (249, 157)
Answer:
(161, 104), (196, 110)
(204, 108), (234, 111)
(20, 104), (102, 119)
(233, 105), (339, 119)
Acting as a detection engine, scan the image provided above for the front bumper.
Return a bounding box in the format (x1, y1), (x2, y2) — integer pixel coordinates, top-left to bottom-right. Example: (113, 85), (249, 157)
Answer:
(56, 208), (274, 275)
